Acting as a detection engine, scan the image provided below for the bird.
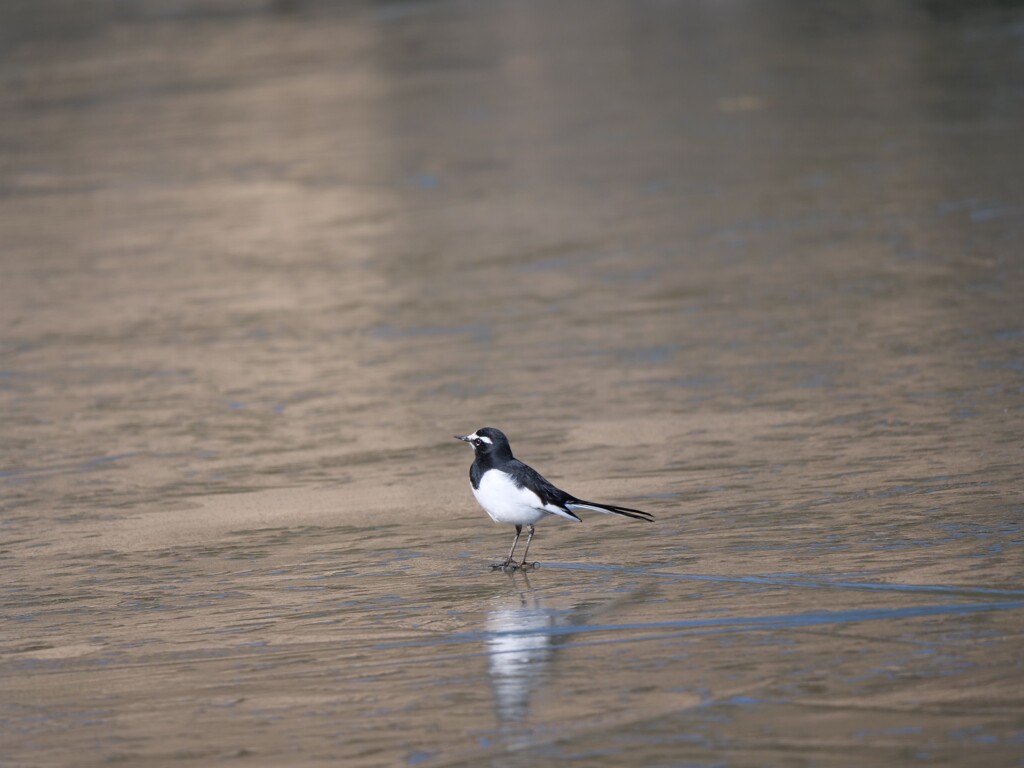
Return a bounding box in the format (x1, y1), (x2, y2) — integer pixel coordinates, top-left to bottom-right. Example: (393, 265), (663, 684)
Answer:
(455, 427), (653, 570)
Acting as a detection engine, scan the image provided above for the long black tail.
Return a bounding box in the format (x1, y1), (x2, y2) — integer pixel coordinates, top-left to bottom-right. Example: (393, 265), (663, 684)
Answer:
(565, 499), (654, 522)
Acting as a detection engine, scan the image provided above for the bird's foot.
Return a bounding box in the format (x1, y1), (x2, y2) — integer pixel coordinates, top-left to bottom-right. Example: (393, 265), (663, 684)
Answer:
(489, 559), (538, 572)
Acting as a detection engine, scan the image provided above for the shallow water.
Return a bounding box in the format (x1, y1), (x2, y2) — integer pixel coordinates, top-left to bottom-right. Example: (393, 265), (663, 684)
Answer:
(2, 0), (1023, 765)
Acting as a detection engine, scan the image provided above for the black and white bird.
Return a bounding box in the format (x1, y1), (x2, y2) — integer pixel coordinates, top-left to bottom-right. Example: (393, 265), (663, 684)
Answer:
(455, 427), (653, 570)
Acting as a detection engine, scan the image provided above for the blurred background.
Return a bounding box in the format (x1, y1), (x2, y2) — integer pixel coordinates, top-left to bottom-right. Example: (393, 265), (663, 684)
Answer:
(2, 0), (1022, 503)
(2, 0), (1023, 765)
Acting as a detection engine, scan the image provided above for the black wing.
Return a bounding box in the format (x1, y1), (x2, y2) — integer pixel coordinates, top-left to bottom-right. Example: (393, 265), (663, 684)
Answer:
(505, 459), (581, 520)
(505, 459), (653, 523)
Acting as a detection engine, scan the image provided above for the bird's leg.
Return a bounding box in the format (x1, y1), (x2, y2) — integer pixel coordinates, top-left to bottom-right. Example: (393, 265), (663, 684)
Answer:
(518, 525), (536, 569)
(492, 525), (522, 570)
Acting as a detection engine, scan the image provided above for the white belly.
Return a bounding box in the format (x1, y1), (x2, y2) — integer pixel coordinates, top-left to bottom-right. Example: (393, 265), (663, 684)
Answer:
(472, 470), (553, 525)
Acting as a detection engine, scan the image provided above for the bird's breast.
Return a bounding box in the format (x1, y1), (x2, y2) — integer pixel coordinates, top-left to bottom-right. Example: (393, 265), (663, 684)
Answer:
(471, 469), (549, 525)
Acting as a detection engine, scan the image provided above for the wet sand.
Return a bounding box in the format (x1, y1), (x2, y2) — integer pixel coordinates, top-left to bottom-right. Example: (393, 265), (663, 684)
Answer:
(2, 1), (1023, 765)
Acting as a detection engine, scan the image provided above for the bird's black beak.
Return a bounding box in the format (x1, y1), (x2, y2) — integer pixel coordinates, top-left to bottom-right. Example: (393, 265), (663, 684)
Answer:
(455, 434), (471, 442)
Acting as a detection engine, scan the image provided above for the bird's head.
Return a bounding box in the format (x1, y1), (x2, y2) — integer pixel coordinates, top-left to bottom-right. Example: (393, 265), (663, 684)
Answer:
(454, 427), (511, 458)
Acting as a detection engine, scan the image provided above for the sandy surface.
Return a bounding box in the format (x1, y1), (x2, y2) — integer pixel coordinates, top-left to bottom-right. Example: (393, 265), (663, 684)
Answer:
(2, 0), (1023, 765)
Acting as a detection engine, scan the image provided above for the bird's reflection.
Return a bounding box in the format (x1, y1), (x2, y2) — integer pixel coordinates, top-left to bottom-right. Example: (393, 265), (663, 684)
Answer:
(484, 572), (652, 726)
(485, 572), (558, 723)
